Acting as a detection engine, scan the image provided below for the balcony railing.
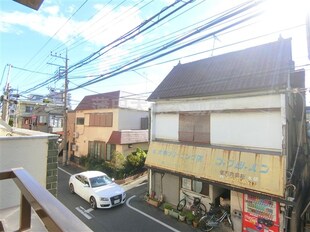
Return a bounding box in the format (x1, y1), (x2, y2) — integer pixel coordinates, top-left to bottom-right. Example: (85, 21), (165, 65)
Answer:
(0, 168), (92, 232)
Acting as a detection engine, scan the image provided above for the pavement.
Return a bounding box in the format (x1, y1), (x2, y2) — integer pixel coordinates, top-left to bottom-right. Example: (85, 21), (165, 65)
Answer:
(59, 162), (234, 232)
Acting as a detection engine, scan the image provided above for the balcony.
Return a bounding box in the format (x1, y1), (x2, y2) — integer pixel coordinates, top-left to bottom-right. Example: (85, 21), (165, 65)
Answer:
(0, 168), (92, 231)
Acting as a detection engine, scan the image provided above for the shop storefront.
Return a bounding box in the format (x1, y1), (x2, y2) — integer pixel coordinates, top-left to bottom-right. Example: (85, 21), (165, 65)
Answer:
(145, 141), (286, 231)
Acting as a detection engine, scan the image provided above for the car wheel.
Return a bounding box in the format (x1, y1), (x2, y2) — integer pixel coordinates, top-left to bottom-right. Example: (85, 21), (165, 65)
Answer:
(69, 183), (75, 194)
(90, 196), (97, 209)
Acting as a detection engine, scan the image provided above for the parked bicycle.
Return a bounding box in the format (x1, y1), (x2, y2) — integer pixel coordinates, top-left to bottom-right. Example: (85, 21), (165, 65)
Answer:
(199, 203), (234, 231)
(177, 191), (207, 218)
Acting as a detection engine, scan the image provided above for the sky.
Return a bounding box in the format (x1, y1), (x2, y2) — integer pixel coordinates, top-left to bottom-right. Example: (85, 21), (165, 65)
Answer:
(0, 0), (309, 109)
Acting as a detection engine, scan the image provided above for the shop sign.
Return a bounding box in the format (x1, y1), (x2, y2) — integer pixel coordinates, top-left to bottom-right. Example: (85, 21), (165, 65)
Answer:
(145, 142), (285, 196)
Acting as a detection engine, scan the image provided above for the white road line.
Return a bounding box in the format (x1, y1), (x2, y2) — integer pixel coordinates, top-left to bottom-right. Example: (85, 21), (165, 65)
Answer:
(76, 206), (92, 220)
(85, 208), (94, 213)
(58, 167), (72, 176)
(126, 195), (181, 232)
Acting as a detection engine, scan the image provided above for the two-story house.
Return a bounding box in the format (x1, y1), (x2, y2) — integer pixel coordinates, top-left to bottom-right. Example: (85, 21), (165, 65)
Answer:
(15, 97), (64, 133)
(145, 38), (310, 232)
(68, 91), (149, 163)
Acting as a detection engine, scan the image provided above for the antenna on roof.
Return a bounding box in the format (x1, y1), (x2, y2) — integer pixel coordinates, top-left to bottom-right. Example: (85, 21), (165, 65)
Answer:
(211, 34), (221, 57)
(278, 34), (284, 40)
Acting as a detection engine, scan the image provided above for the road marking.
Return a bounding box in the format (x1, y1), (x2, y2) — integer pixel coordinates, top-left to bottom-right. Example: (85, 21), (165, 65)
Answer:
(58, 167), (72, 176)
(136, 182), (147, 187)
(126, 195), (181, 232)
(76, 206), (92, 219)
(85, 208), (94, 213)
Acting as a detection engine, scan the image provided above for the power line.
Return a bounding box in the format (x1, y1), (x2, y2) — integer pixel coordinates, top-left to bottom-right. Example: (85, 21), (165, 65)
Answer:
(69, 1), (262, 90)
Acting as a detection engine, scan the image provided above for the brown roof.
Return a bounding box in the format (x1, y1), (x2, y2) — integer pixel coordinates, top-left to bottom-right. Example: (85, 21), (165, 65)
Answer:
(108, 130), (148, 145)
(75, 91), (120, 111)
(148, 38), (294, 101)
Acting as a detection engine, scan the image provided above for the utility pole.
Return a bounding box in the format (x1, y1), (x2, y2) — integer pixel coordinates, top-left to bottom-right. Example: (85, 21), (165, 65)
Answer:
(1, 64), (12, 123)
(50, 50), (69, 166)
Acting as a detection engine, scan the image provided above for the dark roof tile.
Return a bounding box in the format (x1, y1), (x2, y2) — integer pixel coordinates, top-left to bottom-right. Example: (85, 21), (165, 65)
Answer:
(148, 39), (293, 101)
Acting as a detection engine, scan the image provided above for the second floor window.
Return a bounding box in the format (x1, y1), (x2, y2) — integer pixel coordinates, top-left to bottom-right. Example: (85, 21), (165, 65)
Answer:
(25, 106), (33, 113)
(76, 117), (85, 125)
(179, 112), (210, 144)
(89, 113), (113, 127)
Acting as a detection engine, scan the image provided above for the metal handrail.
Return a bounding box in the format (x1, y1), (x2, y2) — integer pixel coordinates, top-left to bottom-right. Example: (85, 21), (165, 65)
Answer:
(0, 167), (92, 232)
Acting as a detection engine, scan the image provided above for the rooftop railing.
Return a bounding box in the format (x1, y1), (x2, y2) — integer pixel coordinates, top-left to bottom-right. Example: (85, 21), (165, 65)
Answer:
(0, 167), (92, 231)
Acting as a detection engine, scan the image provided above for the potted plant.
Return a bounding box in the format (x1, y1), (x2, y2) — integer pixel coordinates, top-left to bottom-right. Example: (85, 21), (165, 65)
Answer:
(163, 203), (172, 215)
(169, 208), (179, 219)
(147, 198), (160, 207)
(192, 215), (200, 228)
(185, 211), (194, 225)
(178, 211), (186, 222)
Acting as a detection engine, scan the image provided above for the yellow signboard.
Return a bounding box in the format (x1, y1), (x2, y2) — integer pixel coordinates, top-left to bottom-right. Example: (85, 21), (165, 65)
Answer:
(145, 142), (285, 197)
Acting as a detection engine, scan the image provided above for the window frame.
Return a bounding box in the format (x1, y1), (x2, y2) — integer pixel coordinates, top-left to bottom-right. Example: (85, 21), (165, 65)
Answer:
(181, 177), (209, 196)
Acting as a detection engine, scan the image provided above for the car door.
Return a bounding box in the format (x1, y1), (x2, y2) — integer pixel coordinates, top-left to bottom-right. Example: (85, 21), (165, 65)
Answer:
(73, 175), (85, 197)
(79, 175), (91, 201)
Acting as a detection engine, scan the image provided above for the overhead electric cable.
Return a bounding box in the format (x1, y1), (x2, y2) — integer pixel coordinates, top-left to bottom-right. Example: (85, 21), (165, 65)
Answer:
(68, 0), (194, 72)
(70, 10), (262, 91)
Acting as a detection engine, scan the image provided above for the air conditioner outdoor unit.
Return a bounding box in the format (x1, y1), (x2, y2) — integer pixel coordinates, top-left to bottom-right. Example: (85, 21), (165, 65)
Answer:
(72, 144), (78, 151)
(73, 132), (79, 138)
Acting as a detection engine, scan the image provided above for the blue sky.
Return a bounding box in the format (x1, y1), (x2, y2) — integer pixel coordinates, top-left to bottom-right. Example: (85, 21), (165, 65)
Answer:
(0, 0), (309, 108)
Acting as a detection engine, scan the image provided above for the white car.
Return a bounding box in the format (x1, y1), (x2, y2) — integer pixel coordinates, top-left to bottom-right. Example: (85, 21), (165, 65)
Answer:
(69, 170), (126, 209)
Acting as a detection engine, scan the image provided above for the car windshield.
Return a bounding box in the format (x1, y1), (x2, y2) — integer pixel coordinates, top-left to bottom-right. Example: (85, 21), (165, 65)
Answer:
(90, 175), (113, 188)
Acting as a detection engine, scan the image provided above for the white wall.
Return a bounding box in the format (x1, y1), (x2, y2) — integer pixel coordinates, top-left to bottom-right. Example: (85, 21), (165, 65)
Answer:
(0, 136), (48, 209)
(153, 94), (281, 113)
(151, 94), (284, 151)
(154, 113), (178, 140)
(211, 111), (282, 150)
(118, 109), (148, 130)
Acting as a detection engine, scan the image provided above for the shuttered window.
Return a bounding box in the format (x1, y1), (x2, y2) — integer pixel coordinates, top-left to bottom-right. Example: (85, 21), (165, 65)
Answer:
(179, 112), (210, 144)
(89, 113), (113, 127)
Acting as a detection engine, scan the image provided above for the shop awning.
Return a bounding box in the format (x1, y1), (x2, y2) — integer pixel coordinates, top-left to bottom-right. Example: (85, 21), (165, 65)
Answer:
(145, 141), (285, 197)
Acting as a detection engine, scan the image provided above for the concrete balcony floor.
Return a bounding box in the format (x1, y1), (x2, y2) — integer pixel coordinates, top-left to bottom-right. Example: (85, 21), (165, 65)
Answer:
(0, 206), (47, 232)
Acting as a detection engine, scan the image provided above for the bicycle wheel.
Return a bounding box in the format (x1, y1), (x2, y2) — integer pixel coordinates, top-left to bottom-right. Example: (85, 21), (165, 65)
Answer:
(197, 202), (207, 216)
(177, 199), (186, 211)
(199, 215), (214, 232)
(227, 214), (234, 231)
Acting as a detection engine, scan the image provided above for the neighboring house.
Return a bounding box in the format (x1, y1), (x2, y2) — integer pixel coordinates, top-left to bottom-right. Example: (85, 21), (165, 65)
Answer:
(68, 91), (149, 163)
(15, 100), (64, 133)
(145, 38), (310, 232)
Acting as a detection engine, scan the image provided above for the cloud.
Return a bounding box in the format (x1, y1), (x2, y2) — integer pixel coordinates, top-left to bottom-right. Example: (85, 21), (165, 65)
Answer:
(0, 2), (144, 47)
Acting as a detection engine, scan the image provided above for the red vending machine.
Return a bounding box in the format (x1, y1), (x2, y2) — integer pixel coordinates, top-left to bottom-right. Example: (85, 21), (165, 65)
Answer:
(243, 194), (280, 232)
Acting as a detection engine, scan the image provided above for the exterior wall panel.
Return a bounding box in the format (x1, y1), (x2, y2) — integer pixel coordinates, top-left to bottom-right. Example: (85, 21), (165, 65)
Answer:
(211, 111), (282, 150)
(146, 142), (285, 197)
(154, 113), (178, 140)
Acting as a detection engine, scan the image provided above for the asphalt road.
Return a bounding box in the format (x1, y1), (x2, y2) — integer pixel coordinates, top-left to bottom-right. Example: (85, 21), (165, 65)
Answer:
(57, 165), (234, 232)
(57, 166), (198, 232)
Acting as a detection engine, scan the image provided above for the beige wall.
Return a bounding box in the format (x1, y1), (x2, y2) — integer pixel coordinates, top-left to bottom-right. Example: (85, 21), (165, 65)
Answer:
(73, 108), (148, 157)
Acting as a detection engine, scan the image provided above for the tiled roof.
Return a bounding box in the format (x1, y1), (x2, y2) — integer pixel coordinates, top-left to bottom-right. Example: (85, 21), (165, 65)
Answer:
(108, 130), (148, 145)
(148, 38), (294, 101)
(75, 91), (120, 111)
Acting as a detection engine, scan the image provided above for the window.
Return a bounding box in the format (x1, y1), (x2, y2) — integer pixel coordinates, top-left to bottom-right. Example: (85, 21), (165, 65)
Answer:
(141, 117), (148, 129)
(25, 106), (33, 113)
(179, 112), (210, 144)
(88, 141), (105, 159)
(38, 115), (47, 124)
(181, 177), (209, 196)
(76, 117), (85, 125)
(89, 113), (113, 127)
(106, 144), (116, 161)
